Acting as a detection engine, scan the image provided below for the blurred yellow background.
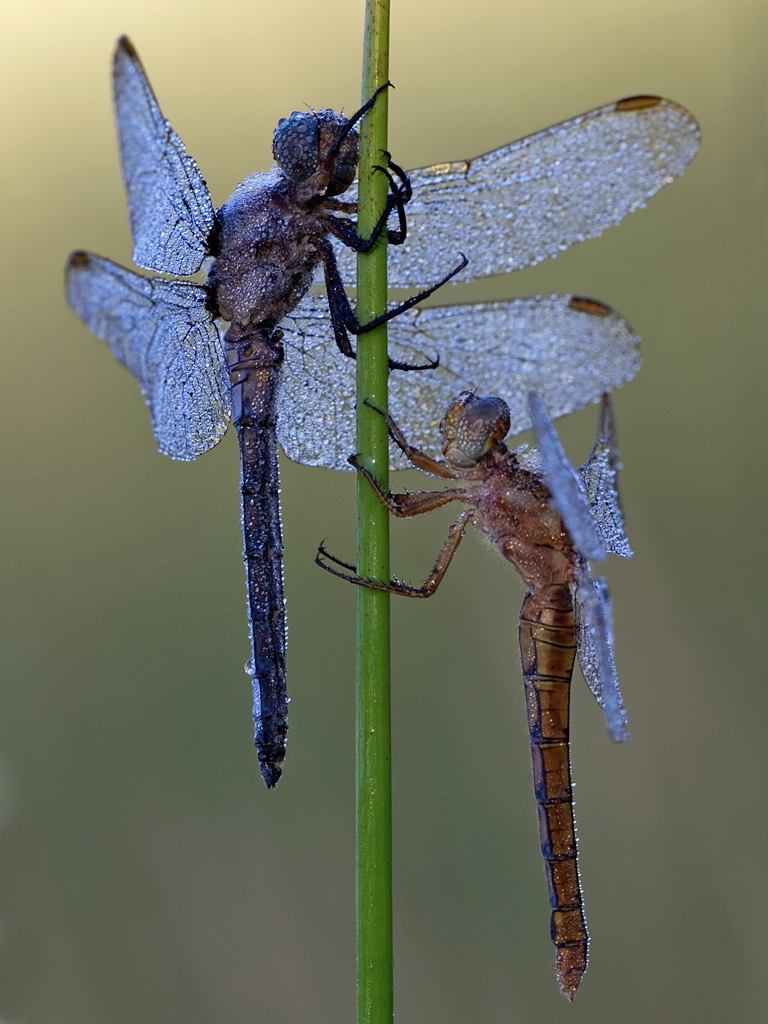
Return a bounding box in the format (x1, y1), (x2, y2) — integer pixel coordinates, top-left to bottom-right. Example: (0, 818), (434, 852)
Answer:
(2, 0), (767, 1020)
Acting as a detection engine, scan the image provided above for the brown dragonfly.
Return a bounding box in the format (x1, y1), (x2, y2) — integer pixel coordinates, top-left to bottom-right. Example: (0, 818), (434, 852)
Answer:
(318, 389), (631, 999)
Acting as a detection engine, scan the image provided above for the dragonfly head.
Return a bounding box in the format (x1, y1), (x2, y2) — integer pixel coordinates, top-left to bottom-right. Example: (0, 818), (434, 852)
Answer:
(273, 109), (358, 198)
(440, 392), (511, 468)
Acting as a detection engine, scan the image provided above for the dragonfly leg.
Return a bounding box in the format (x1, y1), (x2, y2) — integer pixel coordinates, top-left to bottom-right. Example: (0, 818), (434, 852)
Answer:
(317, 510), (472, 597)
(360, 400), (463, 478)
(320, 198), (357, 214)
(314, 239), (440, 372)
(349, 454), (463, 514)
(327, 81), (392, 156)
(315, 544), (358, 575)
(372, 154), (412, 245)
(315, 238), (466, 370)
(348, 252), (469, 334)
(322, 155), (410, 254)
(379, 153), (412, 204)
(317, 156), (410, 245)
(378, 155), (411, 244)
(319, 85), (407, 268)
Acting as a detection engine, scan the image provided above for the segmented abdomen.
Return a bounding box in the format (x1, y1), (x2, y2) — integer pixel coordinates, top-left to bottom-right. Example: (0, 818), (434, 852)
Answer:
(519, 584), (587, 1000)
(227, 330), (288, 789)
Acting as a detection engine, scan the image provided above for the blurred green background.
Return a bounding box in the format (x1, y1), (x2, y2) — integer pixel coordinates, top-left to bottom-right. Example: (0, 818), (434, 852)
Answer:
(2, 0), (767, 1020)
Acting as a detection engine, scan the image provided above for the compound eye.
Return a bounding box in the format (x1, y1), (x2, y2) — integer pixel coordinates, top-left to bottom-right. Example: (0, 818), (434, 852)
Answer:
(273, 112), (319, 182)
(455, 397), (510, 460)
(439, 391), (474, 438)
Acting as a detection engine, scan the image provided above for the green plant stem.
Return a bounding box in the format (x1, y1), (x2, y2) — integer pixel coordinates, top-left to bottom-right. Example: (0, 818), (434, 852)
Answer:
(356, 1), (393, 1022)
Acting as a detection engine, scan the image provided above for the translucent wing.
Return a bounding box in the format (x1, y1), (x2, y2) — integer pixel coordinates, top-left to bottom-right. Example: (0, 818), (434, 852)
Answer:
(580, 394), (632, 557)
(277, 294), (640, 470)
(113, 36), (215, 277)
(574, 571), (629, 742)
(66, 252), (230, 460)
(528, 391), (606, 562)
(336, 96), (700, 288)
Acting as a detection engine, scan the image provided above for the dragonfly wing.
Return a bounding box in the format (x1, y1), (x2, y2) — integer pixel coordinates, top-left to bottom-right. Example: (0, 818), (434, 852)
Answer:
(66, 252), (230, 460)
(387, 295), (640, 464)
(580, 394), (632, 557)
(574, 571), (629, 742)
(277, 293), (358, 470)
(113, 36), (215, 277)
(278, 294), (639, 471)
(528, 390), (607, 562)
(336, 97), (700, 288)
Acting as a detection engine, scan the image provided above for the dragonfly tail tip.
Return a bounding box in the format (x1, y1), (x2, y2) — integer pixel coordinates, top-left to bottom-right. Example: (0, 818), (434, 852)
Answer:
(556, 945), (587, 1001)
(260, 760), (283, 789)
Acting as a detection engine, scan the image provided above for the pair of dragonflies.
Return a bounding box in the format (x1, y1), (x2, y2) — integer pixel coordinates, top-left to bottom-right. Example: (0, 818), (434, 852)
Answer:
(66, 36), (699, 997)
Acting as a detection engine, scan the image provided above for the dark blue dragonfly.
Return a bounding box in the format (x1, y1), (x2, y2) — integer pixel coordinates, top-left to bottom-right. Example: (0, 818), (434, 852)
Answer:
(66, 37), (699, 788)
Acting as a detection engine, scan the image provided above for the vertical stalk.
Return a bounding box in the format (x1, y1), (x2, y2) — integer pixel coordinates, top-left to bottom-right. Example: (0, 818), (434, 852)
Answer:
(356, 2), (392, 1023)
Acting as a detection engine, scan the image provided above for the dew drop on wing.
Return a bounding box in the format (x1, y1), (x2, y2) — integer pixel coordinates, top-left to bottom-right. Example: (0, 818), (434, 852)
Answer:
(333, 96), (700, 290)
(277, 293), (641, 472)
(579, 395), (633, 558)
(527, 390), (606, 563)
(575, 570), (629, 743)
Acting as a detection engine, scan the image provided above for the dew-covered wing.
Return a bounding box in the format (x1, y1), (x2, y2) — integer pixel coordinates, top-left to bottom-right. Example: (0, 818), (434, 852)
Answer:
(336, 97), (700, 288)
(113, 36), (215, 277)
(276, 294), (356, 470)
(277, 293), (639, 471)
(66, 252), (230, 460)
(575, 571), (629, 742)
(528, 391), (606, 562)
(580, 395), (632, 557)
